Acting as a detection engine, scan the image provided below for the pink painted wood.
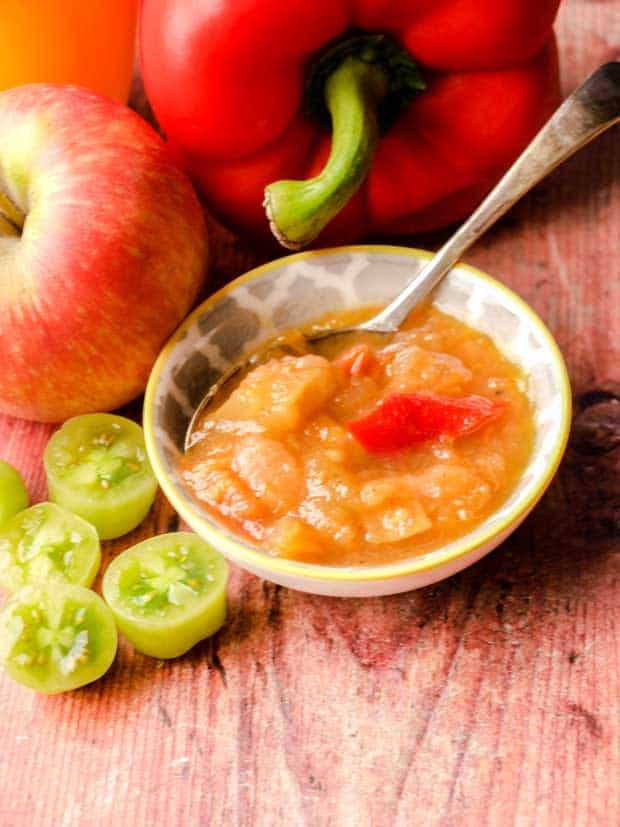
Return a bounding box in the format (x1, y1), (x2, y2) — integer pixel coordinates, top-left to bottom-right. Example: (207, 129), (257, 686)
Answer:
(1, 1), (620, 823)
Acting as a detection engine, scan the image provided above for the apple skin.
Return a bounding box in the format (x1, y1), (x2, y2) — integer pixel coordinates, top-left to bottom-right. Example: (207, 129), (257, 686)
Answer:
(0, 84), (208, 422)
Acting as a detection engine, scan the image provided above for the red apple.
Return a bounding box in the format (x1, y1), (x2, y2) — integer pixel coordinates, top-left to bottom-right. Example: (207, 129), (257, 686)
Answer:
(0, 84), (208, 422)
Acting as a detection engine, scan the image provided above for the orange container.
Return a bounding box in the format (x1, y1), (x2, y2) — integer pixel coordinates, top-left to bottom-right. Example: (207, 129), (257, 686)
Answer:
(0, 1), (138, 102)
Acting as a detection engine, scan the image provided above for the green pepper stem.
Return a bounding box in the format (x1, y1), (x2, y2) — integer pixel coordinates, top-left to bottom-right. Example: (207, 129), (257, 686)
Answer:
(264, 57), (387, 250)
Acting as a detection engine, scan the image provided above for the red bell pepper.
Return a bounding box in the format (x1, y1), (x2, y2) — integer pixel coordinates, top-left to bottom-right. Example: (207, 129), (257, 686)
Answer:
(141, 0), (561, 248)
(347, 393), (508, 453)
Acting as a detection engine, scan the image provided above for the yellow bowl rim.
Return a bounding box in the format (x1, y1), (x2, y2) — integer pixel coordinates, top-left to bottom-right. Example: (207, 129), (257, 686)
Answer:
(144, 244), (572, 583)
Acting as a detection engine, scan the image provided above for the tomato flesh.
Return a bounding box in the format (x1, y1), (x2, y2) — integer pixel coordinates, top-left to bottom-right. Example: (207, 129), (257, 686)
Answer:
(44, 413), (158, 540)
(0, 583), (117, 693)
(347, 393), (509, 453)
(0, 460), (29, 527)
(102, 532), (228, 659)
(0, 502), (101, 594)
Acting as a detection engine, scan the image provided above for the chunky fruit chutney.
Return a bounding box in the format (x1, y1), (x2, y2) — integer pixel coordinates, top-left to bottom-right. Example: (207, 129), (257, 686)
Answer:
(180, 306), (534, 566)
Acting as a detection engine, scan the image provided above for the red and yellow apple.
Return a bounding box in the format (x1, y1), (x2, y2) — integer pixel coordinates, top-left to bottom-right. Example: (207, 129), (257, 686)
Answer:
(0, 84), (208, 422)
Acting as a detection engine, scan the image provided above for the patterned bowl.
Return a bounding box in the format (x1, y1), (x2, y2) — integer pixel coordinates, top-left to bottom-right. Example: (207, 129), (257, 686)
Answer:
(143, 246), (571, 597)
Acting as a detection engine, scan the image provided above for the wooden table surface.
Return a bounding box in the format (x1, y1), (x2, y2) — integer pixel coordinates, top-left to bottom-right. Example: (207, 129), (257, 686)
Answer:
(2, 2), (619, 825)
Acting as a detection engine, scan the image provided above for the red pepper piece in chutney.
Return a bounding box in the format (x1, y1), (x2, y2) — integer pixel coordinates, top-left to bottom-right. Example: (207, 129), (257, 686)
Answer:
(141, 0), (561, 249)
(347, 393), (508, 453)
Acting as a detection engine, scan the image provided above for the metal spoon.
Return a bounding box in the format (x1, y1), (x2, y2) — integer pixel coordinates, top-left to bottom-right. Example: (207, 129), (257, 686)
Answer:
(185, 59), (620, 450)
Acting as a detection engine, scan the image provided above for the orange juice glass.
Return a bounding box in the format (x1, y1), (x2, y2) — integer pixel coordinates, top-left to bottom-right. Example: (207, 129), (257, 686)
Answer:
(0, 1), (138, 102)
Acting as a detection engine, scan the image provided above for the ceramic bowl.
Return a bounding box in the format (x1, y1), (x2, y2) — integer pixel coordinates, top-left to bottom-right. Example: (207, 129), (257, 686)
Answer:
(143, 246), (571, 597)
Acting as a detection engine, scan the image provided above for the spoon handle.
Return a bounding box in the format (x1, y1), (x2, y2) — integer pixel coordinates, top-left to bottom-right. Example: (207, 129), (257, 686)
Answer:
(362, 60), (620, 333)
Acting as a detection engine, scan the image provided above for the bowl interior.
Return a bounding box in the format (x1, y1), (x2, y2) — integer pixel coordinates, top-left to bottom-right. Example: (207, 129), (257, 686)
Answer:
(144, 246), (570, 582)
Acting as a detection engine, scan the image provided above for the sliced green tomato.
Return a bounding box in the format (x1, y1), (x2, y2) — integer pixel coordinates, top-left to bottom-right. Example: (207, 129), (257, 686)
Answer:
(102, 532), (228, 659)
(0, 503), (101, 593)
(44, 414), (158, 540)
(0, 460), (29, 527)
(0, 583), (117, 694)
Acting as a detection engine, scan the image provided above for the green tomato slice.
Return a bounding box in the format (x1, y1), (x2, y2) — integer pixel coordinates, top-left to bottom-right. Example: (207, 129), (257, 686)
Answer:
(44, 414), (158, 540)
(0, 503), (101, 593)
(0, 460), (29, 527)
(0, 583), (117, 694)
(102, 532), (228, 659)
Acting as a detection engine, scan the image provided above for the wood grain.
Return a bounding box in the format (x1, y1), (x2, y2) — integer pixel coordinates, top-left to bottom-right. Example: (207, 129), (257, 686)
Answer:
(1, 1), (620, 824)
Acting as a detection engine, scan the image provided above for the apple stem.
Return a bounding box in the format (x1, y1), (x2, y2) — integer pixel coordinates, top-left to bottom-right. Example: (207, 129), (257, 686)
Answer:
(0, 191), (24, 235)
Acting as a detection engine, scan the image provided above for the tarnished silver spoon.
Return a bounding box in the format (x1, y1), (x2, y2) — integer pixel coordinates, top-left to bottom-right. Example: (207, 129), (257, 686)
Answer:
(185, 59), (620, 450)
